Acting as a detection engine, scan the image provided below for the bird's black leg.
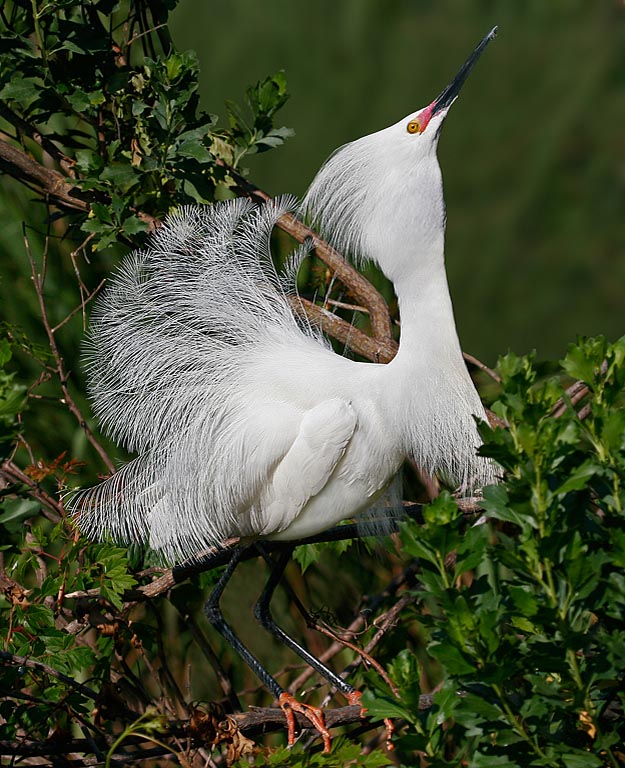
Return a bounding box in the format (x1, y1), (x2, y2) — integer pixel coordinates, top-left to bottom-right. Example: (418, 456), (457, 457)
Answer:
(254, 544), (360, 704)
(204, 545), (283, 701)
(204, 544), (332, 751)
(255, 544), (396, 751)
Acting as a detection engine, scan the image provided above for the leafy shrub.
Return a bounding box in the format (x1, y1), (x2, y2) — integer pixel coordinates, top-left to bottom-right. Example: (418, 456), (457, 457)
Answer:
(364, 336), (625, 766)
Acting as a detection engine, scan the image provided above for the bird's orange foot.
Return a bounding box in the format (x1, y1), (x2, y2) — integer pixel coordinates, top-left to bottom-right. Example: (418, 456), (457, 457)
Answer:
(344, 690), (395, 751)
(279, 692), (332, 753)
(345, 689), (367, 716)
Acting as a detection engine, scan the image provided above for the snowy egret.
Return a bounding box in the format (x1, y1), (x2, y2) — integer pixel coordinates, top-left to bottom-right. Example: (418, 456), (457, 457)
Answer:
(71, 27), (498, 749)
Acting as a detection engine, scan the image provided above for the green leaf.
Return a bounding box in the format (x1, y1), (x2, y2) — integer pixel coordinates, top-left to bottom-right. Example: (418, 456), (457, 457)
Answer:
(469, 753), (519, 767)
(0, 75), (40, 103)
(100, 164), (140, 190)
(0, 338), (12, 366)
(292, 543), (321, 573)
(0, 498), (40, 525)
(429, 639), (476, 675)
(175, 137), (213, 163)
(561, 336), (606, 386)
(121, 215), (150, 237)
(359, 691), (412, 722)
(560, 751), (603, 768)
(508, 585), (538, 617)
(481, 485), (537, 529)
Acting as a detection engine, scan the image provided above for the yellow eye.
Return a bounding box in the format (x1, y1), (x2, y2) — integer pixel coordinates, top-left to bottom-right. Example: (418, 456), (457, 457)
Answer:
(406, 119), (421, 134)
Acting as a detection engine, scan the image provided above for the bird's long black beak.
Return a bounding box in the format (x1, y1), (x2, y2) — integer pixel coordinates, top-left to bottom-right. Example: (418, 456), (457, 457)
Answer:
(432, 26), (497, 117)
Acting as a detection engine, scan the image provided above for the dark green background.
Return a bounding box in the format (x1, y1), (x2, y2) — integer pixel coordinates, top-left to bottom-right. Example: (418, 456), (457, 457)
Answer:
(169, 0), (625, 362)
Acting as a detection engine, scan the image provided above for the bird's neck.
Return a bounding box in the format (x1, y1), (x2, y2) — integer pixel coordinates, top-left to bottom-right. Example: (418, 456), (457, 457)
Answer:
(388, 236), (464, 367)
(379, 237), (493, 491)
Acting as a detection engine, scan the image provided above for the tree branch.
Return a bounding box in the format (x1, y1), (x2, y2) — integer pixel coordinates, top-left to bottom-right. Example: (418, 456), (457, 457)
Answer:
(225, 166), (396, 349)
(0, 136), (89, 212)
(24, 229), (116, 474)
(0, 134), (500, 379)
(292, 296), (397, 363)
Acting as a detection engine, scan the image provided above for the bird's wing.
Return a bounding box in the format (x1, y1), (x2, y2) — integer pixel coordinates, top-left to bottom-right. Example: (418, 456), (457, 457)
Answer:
(252, 397), (357, 537)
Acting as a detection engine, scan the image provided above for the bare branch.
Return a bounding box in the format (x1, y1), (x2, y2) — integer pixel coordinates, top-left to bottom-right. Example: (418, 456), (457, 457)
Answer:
(0, 137), (89, 211)
(0, 102), (76, 175)
(463, 351), (501, 383)
(225, 165), (396, 349)
(52, 278), (106, 334)
(24, 230), (116, 474)
(292, 296), (397, 363)
(550, 379), (589, 419)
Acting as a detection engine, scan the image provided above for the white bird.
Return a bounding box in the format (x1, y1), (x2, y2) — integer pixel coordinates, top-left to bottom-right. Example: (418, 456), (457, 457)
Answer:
(70, 27), (498, 749)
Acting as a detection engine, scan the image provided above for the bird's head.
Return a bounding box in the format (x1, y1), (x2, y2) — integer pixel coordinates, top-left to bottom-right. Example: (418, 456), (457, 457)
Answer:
(303, 27), (497, 283)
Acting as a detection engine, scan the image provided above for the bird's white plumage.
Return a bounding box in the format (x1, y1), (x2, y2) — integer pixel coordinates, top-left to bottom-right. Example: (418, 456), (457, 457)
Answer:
(70, 95), (497, 565)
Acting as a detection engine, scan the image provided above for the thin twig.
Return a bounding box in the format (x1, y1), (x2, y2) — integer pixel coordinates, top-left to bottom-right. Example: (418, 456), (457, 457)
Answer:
(462, 351), (501, 383)
(24, 227), (115, 474)
(287, 562), (419, 696)
(52, 278), (106, 333)
(0, 458), (63, 521)
(181, 610), (241, 712)
(311, 621), (400, 696)
(127, 22), (168, 47)
(68, 232), (97, 319)
(341, 592), (413, 683)
(324, 298), (369, 314)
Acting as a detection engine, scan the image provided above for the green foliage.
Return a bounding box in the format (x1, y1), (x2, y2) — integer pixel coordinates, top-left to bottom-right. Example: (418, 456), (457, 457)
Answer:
(0, 336), (26, 459)
(0, 518), (135, 738)
(4, 337), (622, 765)
(225, 70), (295, 161)
(364, 336), (625, 766)
(0, 0), (293, 250)
(293, 536), (356, 574)
(234, 737), (392, 768)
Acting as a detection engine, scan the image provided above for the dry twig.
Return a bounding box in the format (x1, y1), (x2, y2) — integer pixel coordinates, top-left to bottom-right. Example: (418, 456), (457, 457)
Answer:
(23, 227), (115, 474)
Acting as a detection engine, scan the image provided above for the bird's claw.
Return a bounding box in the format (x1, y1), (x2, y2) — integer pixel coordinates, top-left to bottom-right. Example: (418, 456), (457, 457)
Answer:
(344, 690), (395, 751)
(279, 692), (332, 753)
(345, 689), (366, 714)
